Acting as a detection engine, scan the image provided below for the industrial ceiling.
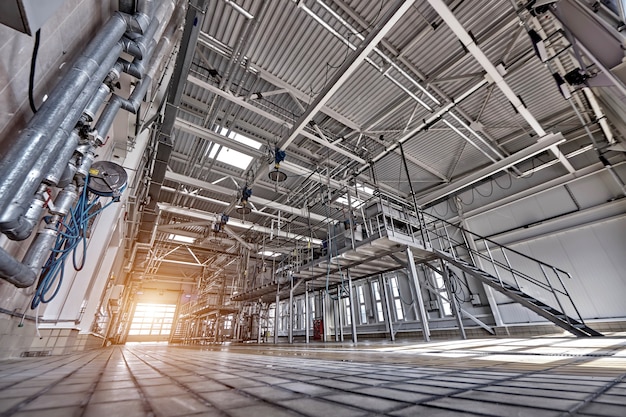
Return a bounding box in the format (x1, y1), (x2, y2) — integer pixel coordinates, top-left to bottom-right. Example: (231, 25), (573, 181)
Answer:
(124, 0), (623, 296)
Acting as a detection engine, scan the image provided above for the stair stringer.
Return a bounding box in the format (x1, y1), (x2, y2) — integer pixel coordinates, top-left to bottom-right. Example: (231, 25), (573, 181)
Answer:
(433, 250), (603, 337)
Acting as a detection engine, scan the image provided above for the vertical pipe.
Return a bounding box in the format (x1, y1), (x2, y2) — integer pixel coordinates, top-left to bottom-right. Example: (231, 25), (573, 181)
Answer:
(346, 190), (356, 250)
(347, 271), (358, 344)
(274, 288), (279, 344)
(407, 247), (430, 342)
(338, 296), (344, 342)
(305, 285), (310, 344)
(399, 142), (428, 246)
(322, 290), (328, 342)
(288, 277), (293, 344)
(257, 304), (262, 344)
(334, 298), (339, 341)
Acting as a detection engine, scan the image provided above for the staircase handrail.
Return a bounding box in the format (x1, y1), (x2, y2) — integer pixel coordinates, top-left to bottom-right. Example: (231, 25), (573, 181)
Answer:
(419, 210), (571, 277)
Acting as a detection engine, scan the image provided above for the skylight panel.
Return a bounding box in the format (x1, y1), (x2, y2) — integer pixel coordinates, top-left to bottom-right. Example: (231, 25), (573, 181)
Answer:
(258, 250), (282, 257)
(210, 127), (262, 170)
(168, 234), (195, 243)
(336, 195), (363, 208)
(210, 147), (254, 170)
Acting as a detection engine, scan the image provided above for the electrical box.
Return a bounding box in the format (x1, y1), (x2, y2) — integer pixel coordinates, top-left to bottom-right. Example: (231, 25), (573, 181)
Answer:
(0, 0), (66, 35)
(470, 294), (481, 306)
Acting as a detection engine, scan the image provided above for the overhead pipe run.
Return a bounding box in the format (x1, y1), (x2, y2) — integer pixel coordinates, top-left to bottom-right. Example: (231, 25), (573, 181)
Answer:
(0, 2), (184, 288)
(277, 0), (417, 152)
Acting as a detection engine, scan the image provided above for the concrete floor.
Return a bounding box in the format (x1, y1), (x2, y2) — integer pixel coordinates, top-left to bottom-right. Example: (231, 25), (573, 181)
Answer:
(0, 336), (625, 417)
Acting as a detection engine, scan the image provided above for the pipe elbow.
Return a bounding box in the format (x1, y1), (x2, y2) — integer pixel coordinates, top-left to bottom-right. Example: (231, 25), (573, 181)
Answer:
(116, 10), (150, 35)
(121, 37), (144, 60)
(0, 247), (37, 288)
(133, 12), (151, 35)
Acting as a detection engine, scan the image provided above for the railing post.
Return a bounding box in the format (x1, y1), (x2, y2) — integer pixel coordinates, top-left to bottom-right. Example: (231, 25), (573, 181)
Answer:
(500, 248), (520, 290)
(539, 265), (572, 327)
(554, 267), (584, 324)
(442, 223), (456, 259)
(484, 240), (504, 287)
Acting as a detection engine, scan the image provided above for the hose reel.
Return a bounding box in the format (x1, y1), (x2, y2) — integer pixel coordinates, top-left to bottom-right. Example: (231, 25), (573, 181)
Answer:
(88, 161), (128, 200)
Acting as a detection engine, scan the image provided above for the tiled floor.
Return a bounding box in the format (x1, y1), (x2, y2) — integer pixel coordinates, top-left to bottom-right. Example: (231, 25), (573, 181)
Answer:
(0, 336), (625, 416)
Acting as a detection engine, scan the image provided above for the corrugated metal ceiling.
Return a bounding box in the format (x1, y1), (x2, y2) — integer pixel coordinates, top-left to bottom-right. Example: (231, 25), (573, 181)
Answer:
(138, 0), (600, 276)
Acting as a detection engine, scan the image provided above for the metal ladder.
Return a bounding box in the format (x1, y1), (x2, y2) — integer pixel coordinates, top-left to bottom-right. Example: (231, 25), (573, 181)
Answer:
(419, 212), (603, 337)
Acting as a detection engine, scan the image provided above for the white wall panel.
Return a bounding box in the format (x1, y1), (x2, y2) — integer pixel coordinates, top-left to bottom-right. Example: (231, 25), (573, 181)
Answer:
(507, 215), (626, 320)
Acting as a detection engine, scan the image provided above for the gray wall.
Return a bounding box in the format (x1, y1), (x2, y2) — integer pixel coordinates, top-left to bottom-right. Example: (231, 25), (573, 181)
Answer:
(0, 0), (116, 359)
(464, 165), (626, 323)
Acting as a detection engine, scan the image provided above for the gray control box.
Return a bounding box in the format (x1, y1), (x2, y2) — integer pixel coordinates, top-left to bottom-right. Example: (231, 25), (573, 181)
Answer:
(0, 0), (66, 35)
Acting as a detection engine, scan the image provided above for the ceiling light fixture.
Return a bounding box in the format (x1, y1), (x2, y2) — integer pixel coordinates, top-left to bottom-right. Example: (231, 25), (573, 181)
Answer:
(236, 185), (253, 214)
(528, 29), (549, 62)
(552, 73), (571, 99)
(268, 148), (287, 182)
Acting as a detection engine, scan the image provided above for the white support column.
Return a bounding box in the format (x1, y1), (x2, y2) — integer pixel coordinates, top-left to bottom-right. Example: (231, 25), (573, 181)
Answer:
(381, 275), (395, 342)
(288, 277), (293, 344)
(305, 285), (310, 344)
(406, 247), (430, 342)
(334, 298), (339, 342)
(348, 273), (358, 344)
(274, 289), (279, 344)
(338, 297), (344, 342)
(322, 291), (329, 342)
(257, 304), (262, 344)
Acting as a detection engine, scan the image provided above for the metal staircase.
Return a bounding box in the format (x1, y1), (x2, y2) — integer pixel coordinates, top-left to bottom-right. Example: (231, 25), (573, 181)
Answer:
(419, 211), (603, 337)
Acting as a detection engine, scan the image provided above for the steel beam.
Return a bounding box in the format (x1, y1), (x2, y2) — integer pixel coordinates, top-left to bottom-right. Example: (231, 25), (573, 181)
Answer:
(158, 203), (324, 244)
(278, 0), (416, 151)
(164, 171), (328, 223)
(426, 0), (575, 174)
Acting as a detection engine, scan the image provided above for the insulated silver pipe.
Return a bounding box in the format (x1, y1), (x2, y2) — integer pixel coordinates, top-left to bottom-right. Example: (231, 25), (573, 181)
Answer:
(2, 46), (123, 240)
(22, 184), (80, 282)
(0, 5), (159, 286)
(0, 14), (132, 232)
(84, 84), (112, 122)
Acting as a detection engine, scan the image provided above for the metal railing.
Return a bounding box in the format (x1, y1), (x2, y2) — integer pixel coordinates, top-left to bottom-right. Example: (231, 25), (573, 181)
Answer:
(334, 189), (584, 327)
(420, 212), (585, 326)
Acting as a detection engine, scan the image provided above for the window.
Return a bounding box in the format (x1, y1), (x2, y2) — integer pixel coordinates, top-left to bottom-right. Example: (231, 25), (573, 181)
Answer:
(357, 286), (367, 324)
(208, 127), (262, 170)
(258, 250), (282, 258)
(371, 281), (385, 322)
(168, 234), (194, 243)
(296, 299), (304, 330)
(309, 296), (315, 328)
(223, 314), (233, 329)
(389, 276), (404, 321)
(432, 271), (452, 316)
(128, 303), (176, 336)
(336, 194), (363, 208)
(344, 295), (351, 325)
